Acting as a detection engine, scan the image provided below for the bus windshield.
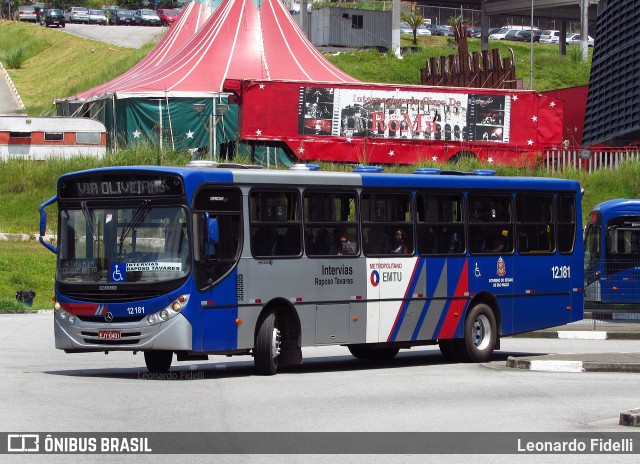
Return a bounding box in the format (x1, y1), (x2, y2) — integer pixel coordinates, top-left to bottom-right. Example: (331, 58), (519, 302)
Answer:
(57, 205), (190, 284)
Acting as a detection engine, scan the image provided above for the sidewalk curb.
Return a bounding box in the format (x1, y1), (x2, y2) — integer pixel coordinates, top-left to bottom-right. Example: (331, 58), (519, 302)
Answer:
(515, 331), (640, 340)
(0, 61), (25, 112)
(506, 356), (640, 373)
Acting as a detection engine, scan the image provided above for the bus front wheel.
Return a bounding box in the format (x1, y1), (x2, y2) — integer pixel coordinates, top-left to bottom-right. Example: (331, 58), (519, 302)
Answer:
(255, 311), (281, 375)
(461, 303), (497, 362)
(144, 350), (173, 373)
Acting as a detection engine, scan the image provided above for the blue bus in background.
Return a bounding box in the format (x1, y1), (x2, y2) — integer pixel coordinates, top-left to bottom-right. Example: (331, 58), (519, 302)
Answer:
(584, 199), (640, 311)
(39, 163), (584, 375)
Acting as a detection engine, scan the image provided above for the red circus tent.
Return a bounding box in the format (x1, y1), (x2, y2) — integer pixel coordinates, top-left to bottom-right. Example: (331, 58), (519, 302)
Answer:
(57, 0), (358, 156)
(75, 0), (215, 100)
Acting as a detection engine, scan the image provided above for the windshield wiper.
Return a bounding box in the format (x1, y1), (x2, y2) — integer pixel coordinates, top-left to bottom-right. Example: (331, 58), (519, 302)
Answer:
(119, 200), (151, 255)
(80, 201), (95, 239)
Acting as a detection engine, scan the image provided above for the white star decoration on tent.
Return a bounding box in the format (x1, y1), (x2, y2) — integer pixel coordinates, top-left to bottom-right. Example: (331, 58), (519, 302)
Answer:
(550, 101), (556, 108)
(512, 95), (518, 101)
(186, 130), (194, 139)
(259, 84), (265, 90)
(255, 129), (262, 135)
(487, 157), (494, 163)
(528, 139), (534, 145)
(532, 115), (538, 122)
(346, 137), (352, 142)
(389, 150), (395, 156)
(133, 130), (141, 138)
(432, 156), (438, 161)
(298, 146), (305, 154)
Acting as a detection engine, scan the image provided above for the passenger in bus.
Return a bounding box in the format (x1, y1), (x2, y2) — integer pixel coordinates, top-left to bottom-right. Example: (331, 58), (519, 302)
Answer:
(389, 228), (409, 254)
(490, 229), (509, 252)
(338, 234), (356, 255)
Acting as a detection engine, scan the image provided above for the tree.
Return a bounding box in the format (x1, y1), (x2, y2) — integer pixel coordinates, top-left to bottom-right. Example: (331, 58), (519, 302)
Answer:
(401, 11), (425, 46)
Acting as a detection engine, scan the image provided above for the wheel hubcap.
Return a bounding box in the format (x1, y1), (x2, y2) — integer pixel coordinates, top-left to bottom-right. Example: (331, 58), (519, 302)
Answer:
(271, 328), (281, 360)
(472, 315), (491, 350)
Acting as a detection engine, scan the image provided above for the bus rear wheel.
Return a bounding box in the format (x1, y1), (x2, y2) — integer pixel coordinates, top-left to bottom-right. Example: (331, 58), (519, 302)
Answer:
(348, 345), (399, 360)
(460, 303), (497, 362)
(255, 311), (281, 375)
(144, 350), (173, 373)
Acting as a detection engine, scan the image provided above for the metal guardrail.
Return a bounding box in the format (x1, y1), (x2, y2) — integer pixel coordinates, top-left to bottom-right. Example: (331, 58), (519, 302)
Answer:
(545, 147), (640, 173)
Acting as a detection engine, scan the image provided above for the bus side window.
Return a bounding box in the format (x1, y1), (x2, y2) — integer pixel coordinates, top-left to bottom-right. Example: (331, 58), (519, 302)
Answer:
(361, 191), (412, 256)
(557, 195), (576, 253)
(516, 194), (554, 254)
(303, 190), (359, 257)
(468, 193), (513, 255)
(250, 190), (301, 258)
(416, 193), (464, 255)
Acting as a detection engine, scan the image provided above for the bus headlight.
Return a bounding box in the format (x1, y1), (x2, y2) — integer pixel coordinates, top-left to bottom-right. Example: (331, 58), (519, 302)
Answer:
(55, 307), (76, 325)
(146, 295), (189, 326)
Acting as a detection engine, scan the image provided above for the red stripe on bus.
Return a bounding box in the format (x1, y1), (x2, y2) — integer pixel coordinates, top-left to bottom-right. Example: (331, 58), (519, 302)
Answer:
(437, 259), (469, 339)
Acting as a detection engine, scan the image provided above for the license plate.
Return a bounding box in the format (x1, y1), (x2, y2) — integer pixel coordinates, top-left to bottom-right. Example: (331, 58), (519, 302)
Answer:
(99, 330), (121, 340)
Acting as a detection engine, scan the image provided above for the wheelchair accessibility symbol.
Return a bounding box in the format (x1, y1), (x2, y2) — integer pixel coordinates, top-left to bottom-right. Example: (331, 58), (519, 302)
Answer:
(110, 263), (126, 282)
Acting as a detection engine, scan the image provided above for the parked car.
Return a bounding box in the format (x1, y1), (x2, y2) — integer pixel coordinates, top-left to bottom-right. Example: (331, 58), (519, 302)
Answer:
(426, 24), (454, 36)
(156, 8), (180, 26)
(517, 29), (542, 42)
(64, 7), (89, 23)
(88, 9), (107, 25)
(109, 9), (134, 25)
(40, 8), (65, 28)
(566, 33), (594, 47)
(14, 6), (38, 22)
(133, 9), (162, 26)
(488, 27), (510, 40)
(400, 22), (431, 36)
(539, 30), (561, 44)
(503, 30), (521, 41)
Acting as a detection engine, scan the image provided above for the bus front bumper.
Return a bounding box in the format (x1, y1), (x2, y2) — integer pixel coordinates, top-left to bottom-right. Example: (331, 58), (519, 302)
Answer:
(54, 311), (193, 352)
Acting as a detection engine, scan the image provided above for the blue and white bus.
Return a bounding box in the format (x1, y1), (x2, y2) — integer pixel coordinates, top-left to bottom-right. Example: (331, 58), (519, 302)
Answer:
(39, 163), (584, 375)
(584, 199), (640, 310)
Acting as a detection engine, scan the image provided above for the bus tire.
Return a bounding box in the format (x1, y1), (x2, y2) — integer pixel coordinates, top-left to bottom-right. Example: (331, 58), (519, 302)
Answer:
(144, 350), (173, 373)
(461, 303), (497, 362)
(348, 345), (399, 360)
(255, 311), (281, 375)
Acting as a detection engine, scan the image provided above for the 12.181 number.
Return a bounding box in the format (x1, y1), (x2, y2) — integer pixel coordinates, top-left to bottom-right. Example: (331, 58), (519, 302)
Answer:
(551, 265), (571, 279)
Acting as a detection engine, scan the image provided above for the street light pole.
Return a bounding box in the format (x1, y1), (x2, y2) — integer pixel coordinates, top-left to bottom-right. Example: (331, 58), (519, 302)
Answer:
(530, 0), (534, 89)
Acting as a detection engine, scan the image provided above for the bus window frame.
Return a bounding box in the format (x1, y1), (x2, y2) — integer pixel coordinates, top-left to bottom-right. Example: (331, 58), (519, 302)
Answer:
(467, 191), (514, 255)
(515, 193), (555, 255)
(303, 188), (360, 257)
(361, 190), (414, 257)
(249, 189), (302, 259)
(416, 191), (465, 256)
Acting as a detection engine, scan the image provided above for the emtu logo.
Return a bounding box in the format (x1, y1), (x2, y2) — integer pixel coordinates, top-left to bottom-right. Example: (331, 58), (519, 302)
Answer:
(370, 270), (380, 287)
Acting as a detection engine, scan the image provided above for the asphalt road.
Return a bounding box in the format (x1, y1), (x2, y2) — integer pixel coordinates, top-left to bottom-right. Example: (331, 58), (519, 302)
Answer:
(1, 313), (639, 463)
(60, 22), (165, 49)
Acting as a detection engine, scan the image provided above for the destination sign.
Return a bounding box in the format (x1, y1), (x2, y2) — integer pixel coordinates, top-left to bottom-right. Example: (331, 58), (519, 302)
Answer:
(59, 174), (184, 199)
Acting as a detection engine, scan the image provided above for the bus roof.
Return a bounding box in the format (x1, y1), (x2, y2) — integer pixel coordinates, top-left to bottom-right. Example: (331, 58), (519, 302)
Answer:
(0, 116), (106, 132)
(590, 198), (640, 215)
(59, 165), (582, 202)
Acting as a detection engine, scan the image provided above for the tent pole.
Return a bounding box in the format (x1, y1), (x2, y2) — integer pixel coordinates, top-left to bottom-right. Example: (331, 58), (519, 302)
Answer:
(158, 100), (163, 150)
(165, 93), (175, 151)
(112, 95), (118, 153)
